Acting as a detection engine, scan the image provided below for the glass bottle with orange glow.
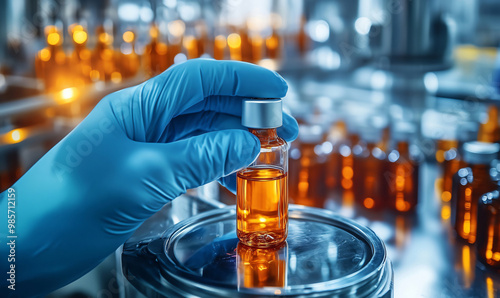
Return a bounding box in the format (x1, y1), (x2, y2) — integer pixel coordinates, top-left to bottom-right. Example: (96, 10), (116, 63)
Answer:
(478, 106), (499, 143)
(386, 124), (422, 213)
(117, 29), (140, 80)
(236, 242), (287, 289)
(68, 24), (91, 86)
(452, 142), (499, 244)
(144, 25), (169, 77)
(353, 127), (387, 210)
(441, 122), (477, 203)
(237, 99), (288, 248)
(288, 125), (327, 208)
(476, 189), (500, 269)
(91, 25), (115, 82)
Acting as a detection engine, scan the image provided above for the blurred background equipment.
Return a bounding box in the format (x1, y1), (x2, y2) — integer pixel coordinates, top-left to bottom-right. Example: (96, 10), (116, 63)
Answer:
(1, 0), (499, 297)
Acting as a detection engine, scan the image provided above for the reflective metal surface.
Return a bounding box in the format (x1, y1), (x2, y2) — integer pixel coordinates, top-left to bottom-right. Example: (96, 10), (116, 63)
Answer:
(124, 204), (393, 297)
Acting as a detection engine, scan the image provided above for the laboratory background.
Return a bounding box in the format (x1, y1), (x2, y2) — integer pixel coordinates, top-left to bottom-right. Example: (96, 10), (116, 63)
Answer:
(1, 0), (500, 297)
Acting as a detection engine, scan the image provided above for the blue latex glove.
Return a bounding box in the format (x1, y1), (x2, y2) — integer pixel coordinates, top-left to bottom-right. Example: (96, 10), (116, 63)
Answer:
(0, 59), (298, 296)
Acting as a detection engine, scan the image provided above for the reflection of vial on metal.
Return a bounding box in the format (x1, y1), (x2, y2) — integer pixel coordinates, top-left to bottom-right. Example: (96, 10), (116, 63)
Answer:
(452, 142), (500, 243)
(237, 99), (288, 248)
(236, 242), (287, 290)
(477, 190), (500, 269)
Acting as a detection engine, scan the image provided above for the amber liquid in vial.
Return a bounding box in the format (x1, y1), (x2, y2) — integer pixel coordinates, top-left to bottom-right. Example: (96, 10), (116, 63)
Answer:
(237, 166), (288, 248)
(477, 190), (500, 268)
(453, 165), (497, 243)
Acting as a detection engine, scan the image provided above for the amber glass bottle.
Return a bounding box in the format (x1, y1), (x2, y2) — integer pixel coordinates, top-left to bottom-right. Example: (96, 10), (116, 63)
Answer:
(353, 127), (387, 210)
(452, 142), (500, 243)
(236, 242), (287, 289)
(476, 190), (500, 269)
(386, 124), (422, 212)
(289, 125), (327, 208)
(237, 99), (288, 248)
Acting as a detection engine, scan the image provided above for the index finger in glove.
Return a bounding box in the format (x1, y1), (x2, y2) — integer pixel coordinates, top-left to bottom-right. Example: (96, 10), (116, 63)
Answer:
(144, 59), (288, 120)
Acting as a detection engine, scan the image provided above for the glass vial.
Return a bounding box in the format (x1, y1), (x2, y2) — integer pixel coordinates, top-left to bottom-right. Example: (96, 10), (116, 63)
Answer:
(353, 126), (387, 210)
(452, 142), (500, 243)
(477, 190), (500, 269)
(386, 123), (422, 213)
(237, 99), (288, 248)
(289, 124), (328, 208)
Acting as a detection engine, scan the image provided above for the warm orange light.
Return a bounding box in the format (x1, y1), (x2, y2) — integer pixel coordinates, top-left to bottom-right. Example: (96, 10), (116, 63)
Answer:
(111, 72), (122, 83)
(40, 48), (51, 61)
(123, 31), (135, 43)
(11, 130), (21, 142)
(341, 178), (353, 189)
(89, 69), (100, 81)
(266, 35), (279, 50)
(462, 245), (473, 288)
(73, 30), (87, 44)
(47, 32), (60, 46)
(487, 277), (494, 298)
(156, 43), (168, 55)
(168, 20), (186, 38)
(57, 87), (78, 104)
(215, 35), (227, 48)
(150, 26), (159, 39)
(99, 32), (112, 44)
(342, 166), (353, 179)
(228, 33), (242, 49)
(441, 205), (451, 220)
(441, 191), (452, 202)
(364, 197), (375, 209)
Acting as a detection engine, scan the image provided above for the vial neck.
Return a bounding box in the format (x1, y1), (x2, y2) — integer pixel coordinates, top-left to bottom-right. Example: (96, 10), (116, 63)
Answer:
(249, 128), (278, 142)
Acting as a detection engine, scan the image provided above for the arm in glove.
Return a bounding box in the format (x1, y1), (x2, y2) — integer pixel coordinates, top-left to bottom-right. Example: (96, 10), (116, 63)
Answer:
(0, 59), (298, 296)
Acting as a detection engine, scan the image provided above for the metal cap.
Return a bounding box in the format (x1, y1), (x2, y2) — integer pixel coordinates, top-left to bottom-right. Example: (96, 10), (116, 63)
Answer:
(463, 141), (500, 165)
(242, 98), (282, 129)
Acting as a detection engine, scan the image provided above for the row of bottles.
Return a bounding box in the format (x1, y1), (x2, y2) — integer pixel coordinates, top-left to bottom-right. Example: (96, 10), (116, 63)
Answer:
(35, 24), (141, 93)
(289, 121), (421, 213)
(34, 16), (309, 93)
(449, 141), (500, 270)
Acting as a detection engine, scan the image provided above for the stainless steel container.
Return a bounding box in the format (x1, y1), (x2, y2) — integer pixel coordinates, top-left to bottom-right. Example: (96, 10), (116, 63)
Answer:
(123, 203), (393, 297)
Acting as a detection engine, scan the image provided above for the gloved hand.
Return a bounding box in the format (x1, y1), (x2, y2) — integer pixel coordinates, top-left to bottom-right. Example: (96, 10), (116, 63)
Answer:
(0, 59), (298, 296)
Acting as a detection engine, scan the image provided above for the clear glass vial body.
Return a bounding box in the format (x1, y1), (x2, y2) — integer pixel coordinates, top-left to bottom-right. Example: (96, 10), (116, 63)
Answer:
(237, 128), (288, 248)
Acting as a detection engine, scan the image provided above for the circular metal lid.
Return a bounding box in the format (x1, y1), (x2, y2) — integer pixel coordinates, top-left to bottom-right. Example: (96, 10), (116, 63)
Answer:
(242, 98), (283, 129)
(463, 141), (500, 165)
(157, 205), (392, 297)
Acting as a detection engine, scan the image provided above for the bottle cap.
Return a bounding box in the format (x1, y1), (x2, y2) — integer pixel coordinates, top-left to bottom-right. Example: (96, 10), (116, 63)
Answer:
(463, 141), (500, 165)
(242, 98), (283, 129)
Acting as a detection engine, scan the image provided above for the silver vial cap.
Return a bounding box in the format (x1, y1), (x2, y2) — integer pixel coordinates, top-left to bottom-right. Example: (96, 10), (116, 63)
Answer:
(463, 141), (500, 165)
(242, 98), (283, 129)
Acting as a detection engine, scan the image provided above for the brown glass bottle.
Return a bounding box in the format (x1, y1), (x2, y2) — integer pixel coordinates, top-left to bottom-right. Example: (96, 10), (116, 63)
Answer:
(353, 128), (387, 210)
(386, 141), (421, 212)
(386, 123), (421, 212)
(477, 190), (500, 268)
(237, 99), (288, 248)
(325, 121), (348, 193)
(441, 122), (478, 203)
(452, 142), (500, 243)
(289, 125), (327, 208)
